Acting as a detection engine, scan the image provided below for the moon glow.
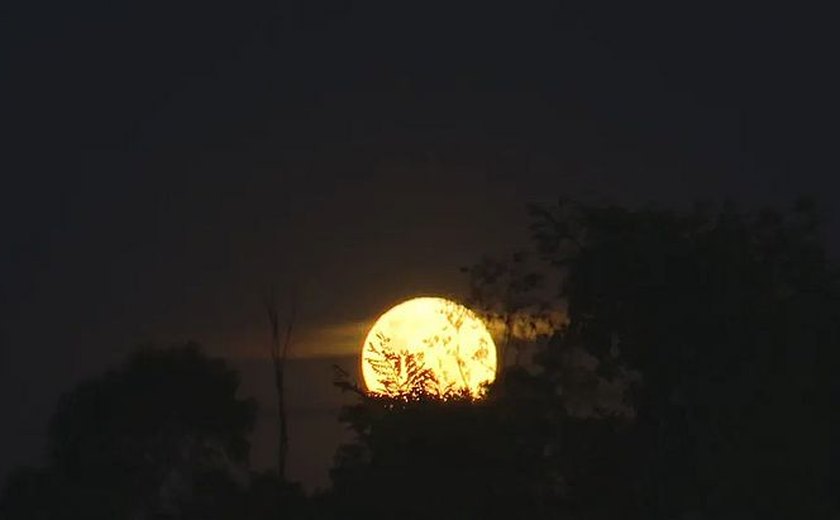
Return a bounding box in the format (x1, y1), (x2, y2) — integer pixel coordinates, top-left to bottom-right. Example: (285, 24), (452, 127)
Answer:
(361, 297), (497, 398)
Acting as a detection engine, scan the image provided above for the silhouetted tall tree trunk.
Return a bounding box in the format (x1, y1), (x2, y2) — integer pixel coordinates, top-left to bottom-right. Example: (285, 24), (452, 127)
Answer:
(265, 287), (295, 481)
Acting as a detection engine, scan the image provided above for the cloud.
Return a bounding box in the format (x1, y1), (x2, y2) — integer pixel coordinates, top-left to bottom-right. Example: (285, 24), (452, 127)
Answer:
(293, 319), (373, 358)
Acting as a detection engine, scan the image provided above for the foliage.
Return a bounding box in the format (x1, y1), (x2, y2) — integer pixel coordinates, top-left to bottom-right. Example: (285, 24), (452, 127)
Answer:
(462, 249), (561, 366)
(1, 344), (258, 520)
(533, 199), (840, 517)
(329, 198), (840, 519)
(362, 333), (445, 398)
(3, 199), (837, 519)
(325, 391), (544, 519)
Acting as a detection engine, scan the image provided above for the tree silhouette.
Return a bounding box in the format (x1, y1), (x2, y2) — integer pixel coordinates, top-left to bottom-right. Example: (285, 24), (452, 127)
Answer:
(462, 249), (559, 367)
(264, 287), (296, 482)
(3, 199), (836, 519)
(362, 332), (450, 399)
(326, 391), (549, 519)
(329, 198), (839, 519)
(528, 199), (840, 518)
(1, 344), (257, 520)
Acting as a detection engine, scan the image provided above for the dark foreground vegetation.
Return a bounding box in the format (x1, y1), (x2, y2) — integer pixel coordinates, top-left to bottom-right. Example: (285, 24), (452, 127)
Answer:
(3, 200), (838, 519)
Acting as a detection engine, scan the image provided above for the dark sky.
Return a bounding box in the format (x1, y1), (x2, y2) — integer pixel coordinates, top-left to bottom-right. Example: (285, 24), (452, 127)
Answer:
(2, 0), (837, 490)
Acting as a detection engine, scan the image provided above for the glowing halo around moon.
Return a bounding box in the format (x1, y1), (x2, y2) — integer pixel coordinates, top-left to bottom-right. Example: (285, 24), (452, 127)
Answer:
(361, 297), (497, 398)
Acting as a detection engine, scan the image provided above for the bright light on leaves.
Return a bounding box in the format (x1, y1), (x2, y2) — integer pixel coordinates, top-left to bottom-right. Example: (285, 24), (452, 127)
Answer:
(361, 297), (497, 399)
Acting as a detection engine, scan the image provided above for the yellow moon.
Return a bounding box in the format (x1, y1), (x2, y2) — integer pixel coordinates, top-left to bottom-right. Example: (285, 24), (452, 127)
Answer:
(361, 297), (497, 398)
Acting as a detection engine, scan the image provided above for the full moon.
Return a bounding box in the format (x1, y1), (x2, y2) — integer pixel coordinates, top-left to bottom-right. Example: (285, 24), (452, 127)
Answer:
(361, 297), (497, 398)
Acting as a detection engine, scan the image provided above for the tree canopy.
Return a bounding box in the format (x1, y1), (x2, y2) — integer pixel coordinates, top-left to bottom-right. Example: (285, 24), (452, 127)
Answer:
(1, 344), (257, 519)
(3, 200), (837, 519)
(327, 200), (840, 519)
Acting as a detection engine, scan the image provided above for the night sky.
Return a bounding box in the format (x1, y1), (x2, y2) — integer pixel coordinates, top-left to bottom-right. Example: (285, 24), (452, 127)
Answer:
(2, 1), (837, 490)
